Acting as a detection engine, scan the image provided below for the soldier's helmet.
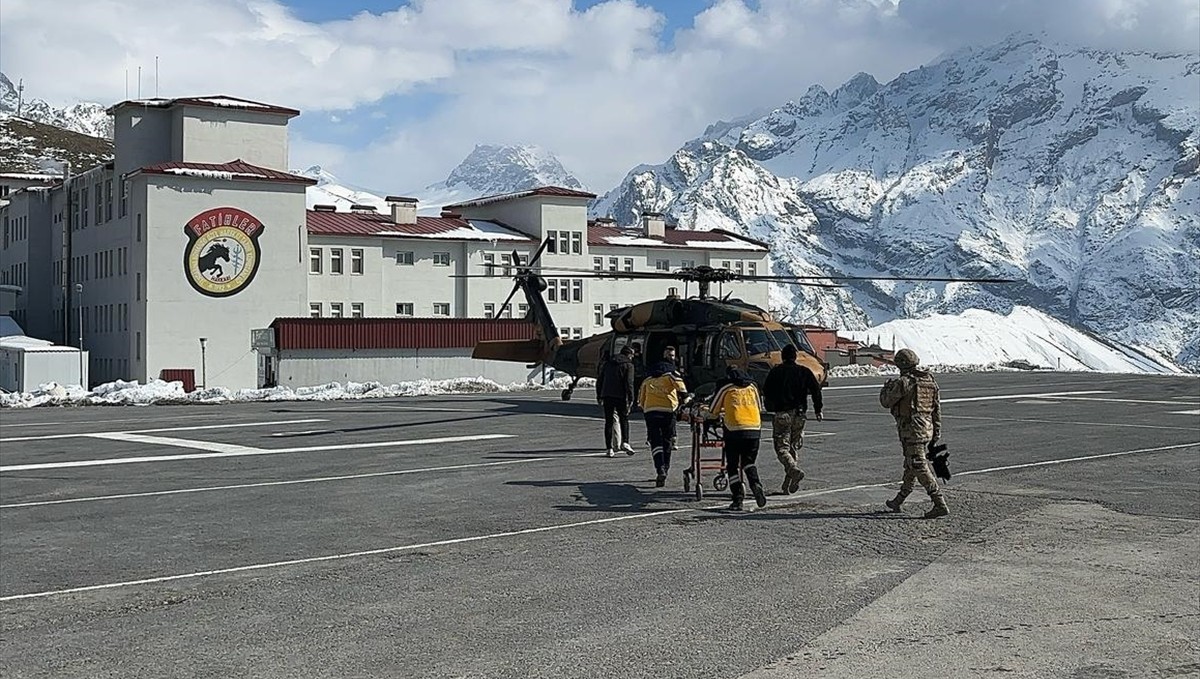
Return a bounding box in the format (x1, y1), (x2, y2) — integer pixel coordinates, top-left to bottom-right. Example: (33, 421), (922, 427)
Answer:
(893, 348), (920, 370)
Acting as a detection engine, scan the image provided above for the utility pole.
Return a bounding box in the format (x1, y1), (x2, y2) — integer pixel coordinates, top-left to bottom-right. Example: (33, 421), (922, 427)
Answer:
(199, 337), (208, 389)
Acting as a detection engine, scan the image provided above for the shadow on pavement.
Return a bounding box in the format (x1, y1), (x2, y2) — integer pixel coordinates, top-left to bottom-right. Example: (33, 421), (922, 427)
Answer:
(506, 478), (665, 513)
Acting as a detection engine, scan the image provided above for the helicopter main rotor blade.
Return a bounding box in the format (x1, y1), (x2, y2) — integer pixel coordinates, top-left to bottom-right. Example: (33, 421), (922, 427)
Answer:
(526, 237), (552, 269)
(746, 274), (1019, 284)
(497, 280), (522, 318)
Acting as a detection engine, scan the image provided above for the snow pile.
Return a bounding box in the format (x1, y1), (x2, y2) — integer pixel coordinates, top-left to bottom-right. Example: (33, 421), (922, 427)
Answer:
(0, 375), (595, 409)
(844, 306), (1183, 374)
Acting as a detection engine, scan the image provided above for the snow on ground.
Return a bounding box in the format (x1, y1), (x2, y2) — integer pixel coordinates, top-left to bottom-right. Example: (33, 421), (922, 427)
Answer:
(0, 375), (594, 409)
(844, 306), (1184, 374)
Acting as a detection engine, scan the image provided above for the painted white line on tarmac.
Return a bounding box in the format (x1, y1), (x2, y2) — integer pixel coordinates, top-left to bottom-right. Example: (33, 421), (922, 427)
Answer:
(0, 456), (561, 509)
(4, 439), (1196, 602)
(0, 419), (329, 443)
(941, 390), (1110, 403)
(1168, 409), (1199, 415)
(1041, 396), (1200, 406)
(0, 413), (228, 429)
(0, 434), (516, 472)
(939, 413), (1199, 432)
(955, 442), (1200, 477)
(0, 507), (694, 602)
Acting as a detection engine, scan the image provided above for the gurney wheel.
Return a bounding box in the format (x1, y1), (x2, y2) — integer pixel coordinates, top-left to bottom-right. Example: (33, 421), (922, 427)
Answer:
(713, 475), (728, 491)
(694, 483), (703, 501)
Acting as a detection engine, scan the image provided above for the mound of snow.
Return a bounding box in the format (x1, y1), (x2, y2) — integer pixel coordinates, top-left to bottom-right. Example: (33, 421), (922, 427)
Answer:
(845, 307), (1183, 374)
(0, 375), (595, 409)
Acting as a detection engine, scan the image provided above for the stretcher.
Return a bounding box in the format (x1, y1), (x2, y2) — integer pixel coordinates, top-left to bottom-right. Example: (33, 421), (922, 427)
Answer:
(679, 401), (728, 501)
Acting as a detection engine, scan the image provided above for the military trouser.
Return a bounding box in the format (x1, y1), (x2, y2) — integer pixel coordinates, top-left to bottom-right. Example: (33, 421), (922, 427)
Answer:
(602, 397), (631, 450)
(724, 435), (763, 503)
(645, 411), (677, 474)
(772, 409), (806, 477)
(896, 442), (945, 505)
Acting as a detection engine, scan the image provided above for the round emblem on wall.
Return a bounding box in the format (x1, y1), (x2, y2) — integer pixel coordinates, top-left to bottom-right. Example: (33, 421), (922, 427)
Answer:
(183, 207), (265, 297)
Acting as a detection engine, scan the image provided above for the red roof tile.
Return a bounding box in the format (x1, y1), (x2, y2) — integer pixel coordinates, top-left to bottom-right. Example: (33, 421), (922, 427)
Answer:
(444, 185), (597, 209)
(131, 160), (317, 185)
(270, 317), (536, 350)
(107, 95), (300, 117)
(306, 210), (534, 242)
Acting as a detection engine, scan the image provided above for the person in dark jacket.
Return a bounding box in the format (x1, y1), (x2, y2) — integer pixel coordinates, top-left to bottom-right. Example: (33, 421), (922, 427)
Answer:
(596, 345), (637, 457)
(762, 344), (823, 494)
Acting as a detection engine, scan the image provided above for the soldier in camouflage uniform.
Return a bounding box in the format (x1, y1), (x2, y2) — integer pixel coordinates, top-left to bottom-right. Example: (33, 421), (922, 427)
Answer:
(878, 349), (949, 519)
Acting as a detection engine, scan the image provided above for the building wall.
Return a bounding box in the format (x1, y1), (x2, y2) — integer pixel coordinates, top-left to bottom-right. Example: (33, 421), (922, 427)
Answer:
(276, 347), (537, 386)
(174, 107), (290, 170)
(141, 177), (308, 390)
(112, 107), (174, 177)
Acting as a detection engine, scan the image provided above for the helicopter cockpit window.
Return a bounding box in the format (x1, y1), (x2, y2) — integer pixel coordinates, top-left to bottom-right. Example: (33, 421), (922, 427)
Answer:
(718, 332), (742, 360)
(771, 329), (795, 352)
(789, 329), (816, 354)
(743, 329), (774, 356)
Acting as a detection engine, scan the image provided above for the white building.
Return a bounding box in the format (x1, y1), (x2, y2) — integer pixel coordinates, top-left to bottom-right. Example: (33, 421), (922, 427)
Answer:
(0, 93), (769, 390)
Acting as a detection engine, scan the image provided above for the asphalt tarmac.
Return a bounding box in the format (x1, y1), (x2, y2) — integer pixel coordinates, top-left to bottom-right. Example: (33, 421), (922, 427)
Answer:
(1, 372), (1197, 678)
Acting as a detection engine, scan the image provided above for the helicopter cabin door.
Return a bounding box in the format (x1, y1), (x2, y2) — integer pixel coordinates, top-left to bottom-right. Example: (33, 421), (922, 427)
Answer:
(714, 329), (746, 374)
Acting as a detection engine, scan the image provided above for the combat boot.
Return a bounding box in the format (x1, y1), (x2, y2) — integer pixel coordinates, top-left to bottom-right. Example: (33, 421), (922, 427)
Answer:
(885, 491), (908, 512)
(728, 482), (745, 511)
(655, 466), (667, 488)
(923, 495), (949, 519)
(788, 468), (805, 495)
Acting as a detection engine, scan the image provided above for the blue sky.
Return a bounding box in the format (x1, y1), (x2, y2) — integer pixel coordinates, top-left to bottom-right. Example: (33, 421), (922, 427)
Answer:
(7, 0), (1195, 193)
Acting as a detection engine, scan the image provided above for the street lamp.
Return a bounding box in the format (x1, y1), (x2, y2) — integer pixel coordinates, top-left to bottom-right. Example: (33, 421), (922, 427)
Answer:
(75, 283), (84, 389)
(199, 337), (208, 389)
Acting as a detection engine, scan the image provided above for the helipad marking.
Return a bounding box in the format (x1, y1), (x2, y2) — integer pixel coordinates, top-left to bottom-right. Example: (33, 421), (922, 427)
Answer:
(3, 441), (1195, 602)
(941, 390), (1110, 403)
(1169, 409), (1200, 415)
(0, 419), (328, 443)
(0, 434), (516, 472)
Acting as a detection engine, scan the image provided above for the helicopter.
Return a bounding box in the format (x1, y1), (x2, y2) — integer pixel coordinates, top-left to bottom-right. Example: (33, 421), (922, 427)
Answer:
(459, 237), (1015, 400)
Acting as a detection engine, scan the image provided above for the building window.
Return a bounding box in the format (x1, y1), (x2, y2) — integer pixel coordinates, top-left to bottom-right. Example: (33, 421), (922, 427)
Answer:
(624, 257), (633, 273)
(136, 273), (141, 300)
(330, 248), (344, 275)
(547, 278), (557, 303)
(309, 303), (322, 318)
(748, 261), (757, 276)
(608, 257), (618, 272)
(572, 279), (583, 302)
(609, 304), (619, 312)
(94, 183), (102, 224)
(571, 232), (582, 254)
(735, 260), (744, 275)
(484, 252), (495, 276)
(119, 181), (128, 217)
(309, 247), (322, 274)
(432, 302), (450, 316)
(136, 214), (142, 241)
(592, 256), (602, 271)
(395, 302), (414, 316)
(433, 252), (451, 266)
(501, 304), (512, 319)
(546, 230), (558, 253)
(351, 302), (364, 318)
(81, 187), (89, 227)
(330, 302), (344, 318)
(396, 251), (414, 265)
(104, 179), (113, 221)
(136, 332), (141, 361)
(518, 303), (528, 317)
(351, 249), (363, 275)
(558, 279), (569, 303)
(484, 303), (495, 319)
(558, 231), (570, 254)
(594, 304), (603, 326)
(721, 260), (731, 270)
(655, 259), (670, 272)
(501, 253), (512, 277)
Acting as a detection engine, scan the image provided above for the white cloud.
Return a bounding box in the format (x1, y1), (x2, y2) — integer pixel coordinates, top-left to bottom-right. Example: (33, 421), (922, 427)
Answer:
(3, 0), (1196, 194)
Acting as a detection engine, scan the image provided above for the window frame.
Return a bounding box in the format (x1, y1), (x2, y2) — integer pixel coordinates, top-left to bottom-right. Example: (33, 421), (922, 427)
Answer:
(329, 302), (344, 318)
(432, 302), (451, 317)
(309, 247), (322, 274)
(330, 248), (344, 275)
(396, 251), (414, 266)
(350, 248), (364, 275)
(395, 302), (414, 317)
(309, 302), (322, 318)
(433, 251), (451, 267)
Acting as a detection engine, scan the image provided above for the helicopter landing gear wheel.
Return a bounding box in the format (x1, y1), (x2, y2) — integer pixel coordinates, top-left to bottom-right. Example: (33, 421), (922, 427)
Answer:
(713, 474), (728, 491)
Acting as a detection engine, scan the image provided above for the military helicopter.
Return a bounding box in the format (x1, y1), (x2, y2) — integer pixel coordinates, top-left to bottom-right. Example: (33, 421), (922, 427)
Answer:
(459, 238), (1014, 400)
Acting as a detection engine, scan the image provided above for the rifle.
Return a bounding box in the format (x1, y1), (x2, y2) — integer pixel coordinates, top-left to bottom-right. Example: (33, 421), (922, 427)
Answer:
(928, 441), (951, 482)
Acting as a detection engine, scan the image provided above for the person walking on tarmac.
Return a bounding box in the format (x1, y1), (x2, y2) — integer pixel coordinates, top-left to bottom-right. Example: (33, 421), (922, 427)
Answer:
(763, 344), (823, 495)
(878, 348), (949, 519)
(707, 368), (767, 511)
(597, 345), (637, 457)
(638, 358), (690, 487)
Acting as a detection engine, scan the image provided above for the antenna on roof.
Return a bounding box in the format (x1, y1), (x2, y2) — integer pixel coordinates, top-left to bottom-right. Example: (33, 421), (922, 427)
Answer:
(125, 69), (129, 99)
(137, 66), (142, 98)
(155, 56), (159, 97)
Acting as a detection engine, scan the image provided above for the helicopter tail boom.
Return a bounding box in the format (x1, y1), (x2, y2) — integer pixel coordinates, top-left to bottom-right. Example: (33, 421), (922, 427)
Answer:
(472, 338), (547, 363)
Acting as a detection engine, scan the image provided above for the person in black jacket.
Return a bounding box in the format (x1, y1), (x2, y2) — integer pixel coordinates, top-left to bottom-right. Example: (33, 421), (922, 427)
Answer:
(762, 344), (823, 494)
(596, 345), (637, 457)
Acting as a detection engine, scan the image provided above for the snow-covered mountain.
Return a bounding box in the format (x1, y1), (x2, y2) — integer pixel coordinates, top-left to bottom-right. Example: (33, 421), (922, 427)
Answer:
(594, 35), (1200, 371)
(0, 72), (112, 139)
(418, 144), (584, 211)
(296, 165), (390, 211)
(844, 306), (1183, 373)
